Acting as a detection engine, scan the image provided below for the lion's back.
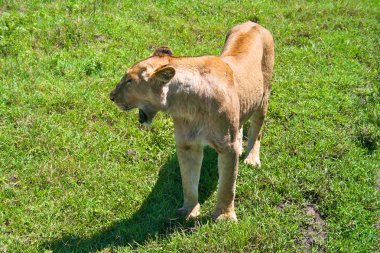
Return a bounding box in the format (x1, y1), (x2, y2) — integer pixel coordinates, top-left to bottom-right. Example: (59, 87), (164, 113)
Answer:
(221, 21), (274, 124)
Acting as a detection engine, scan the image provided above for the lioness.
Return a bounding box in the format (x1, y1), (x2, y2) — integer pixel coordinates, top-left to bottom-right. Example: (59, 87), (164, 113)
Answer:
(110, 21), (274, 221)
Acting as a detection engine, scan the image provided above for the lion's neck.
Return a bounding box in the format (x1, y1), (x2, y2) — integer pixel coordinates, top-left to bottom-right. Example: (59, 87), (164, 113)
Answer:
(161, 69), (207, 120)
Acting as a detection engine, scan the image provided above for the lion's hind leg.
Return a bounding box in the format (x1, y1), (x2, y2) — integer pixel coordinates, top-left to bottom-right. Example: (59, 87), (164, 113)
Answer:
(237, 128), (243, 156)
(244, 110), (265, 167)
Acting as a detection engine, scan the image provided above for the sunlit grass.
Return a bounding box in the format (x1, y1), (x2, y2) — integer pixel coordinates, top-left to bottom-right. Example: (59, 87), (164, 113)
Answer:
(0, 0), (379, 252)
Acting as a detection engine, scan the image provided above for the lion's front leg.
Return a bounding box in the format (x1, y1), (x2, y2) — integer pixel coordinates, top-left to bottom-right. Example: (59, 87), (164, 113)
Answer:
(176, 140), (203, 219)
(213, 146), (239, 222)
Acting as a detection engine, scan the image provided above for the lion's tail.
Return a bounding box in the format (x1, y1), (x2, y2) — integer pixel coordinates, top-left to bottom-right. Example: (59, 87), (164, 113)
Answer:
(259, 26), (275, 97)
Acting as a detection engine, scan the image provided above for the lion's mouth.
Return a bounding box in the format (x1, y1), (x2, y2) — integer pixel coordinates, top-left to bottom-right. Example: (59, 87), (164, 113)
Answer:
(138, 106), (158, 126)
(138, 109), (148, 124)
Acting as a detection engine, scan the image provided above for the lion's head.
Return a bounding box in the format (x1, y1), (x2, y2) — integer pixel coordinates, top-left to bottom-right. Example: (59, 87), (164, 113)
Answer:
(110, 47), (175, 125)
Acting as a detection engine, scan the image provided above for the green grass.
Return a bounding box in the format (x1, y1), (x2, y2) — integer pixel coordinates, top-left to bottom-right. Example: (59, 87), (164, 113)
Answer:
(1, 0), (379, 252)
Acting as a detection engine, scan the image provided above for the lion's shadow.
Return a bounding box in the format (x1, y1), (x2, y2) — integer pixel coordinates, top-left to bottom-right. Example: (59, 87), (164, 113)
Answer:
(43, 147), (218, 252)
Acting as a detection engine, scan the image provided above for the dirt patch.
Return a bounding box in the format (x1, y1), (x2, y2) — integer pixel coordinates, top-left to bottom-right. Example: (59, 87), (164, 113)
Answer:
(7, 174), (20, 187)
(302, 205), (327, 252)
(93, 34), (105, 42)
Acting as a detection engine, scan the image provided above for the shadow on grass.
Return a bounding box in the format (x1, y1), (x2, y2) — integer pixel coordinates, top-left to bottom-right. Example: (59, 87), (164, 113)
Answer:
(43, 147), (218, 252)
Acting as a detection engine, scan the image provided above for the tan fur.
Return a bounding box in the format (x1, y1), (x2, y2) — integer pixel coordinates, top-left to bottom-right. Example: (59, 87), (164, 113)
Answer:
(110, 21), (274, 221)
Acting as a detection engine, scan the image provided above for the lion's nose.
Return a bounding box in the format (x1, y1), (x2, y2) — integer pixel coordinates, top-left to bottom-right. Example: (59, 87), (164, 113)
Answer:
(110, 91), (115, 101)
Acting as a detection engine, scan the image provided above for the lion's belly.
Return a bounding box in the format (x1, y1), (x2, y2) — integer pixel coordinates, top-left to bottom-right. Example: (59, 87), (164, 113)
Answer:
(234, 71), (264, 125)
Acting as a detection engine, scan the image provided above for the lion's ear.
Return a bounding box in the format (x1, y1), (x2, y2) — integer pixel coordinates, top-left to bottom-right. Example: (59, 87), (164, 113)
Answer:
(152, 46), (173, 56)
(151, 65), (175, 83)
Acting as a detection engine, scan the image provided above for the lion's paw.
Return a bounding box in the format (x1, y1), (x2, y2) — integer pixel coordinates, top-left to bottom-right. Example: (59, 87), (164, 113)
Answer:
(244, 157), (261, 167)
(212, 209), (237, 222)
(176, 203), (200, 219)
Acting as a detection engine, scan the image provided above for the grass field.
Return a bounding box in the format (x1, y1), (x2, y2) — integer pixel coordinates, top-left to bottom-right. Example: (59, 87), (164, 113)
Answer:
(1, 0), (379, 252)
